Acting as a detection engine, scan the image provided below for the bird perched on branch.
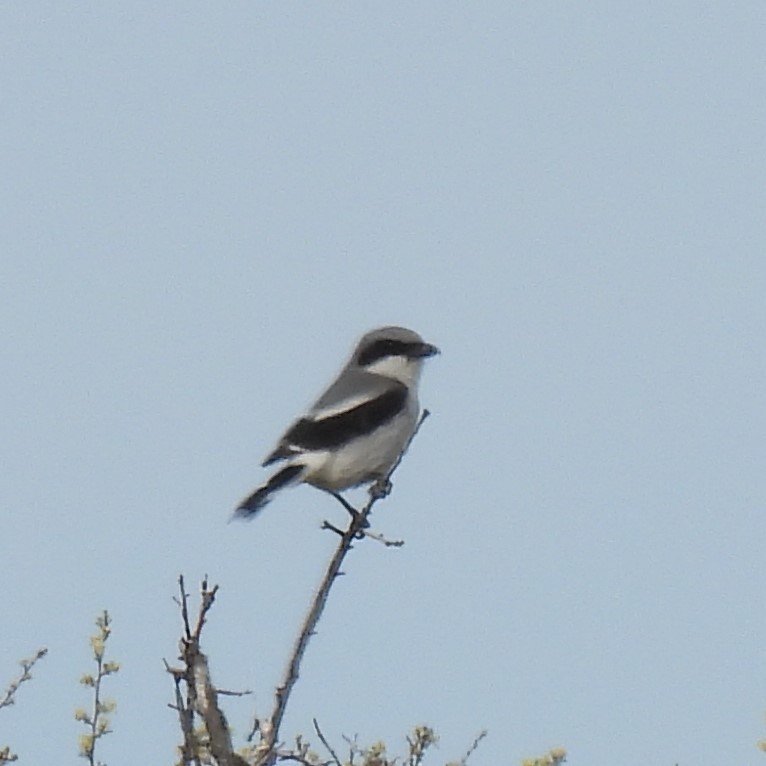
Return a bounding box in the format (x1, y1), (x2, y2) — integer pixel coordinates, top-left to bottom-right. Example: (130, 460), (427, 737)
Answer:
(235, 326), (439, 518)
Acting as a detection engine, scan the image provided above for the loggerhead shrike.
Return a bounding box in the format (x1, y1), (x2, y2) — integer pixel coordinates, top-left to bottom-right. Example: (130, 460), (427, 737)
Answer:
(235, 326), (439, 518)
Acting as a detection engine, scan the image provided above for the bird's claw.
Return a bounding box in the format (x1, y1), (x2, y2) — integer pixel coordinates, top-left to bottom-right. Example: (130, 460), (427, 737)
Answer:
(370, 478), (392, 500)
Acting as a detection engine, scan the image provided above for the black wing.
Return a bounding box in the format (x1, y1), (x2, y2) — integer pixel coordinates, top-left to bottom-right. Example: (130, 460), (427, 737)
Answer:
(263, 383), (407, 466)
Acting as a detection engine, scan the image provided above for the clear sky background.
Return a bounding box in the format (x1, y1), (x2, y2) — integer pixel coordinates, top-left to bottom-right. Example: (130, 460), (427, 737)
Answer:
(2, 3), (765, 765)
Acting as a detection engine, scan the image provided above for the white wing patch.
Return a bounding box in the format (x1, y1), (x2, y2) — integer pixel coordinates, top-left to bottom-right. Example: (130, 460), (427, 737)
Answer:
(309, 391), (378, 420)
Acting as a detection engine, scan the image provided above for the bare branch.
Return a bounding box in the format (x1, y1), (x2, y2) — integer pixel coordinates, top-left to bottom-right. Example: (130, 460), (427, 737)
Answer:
(319, 520), (346, 538)
(177, 575), (194, 642)
(169, 577), (203, 766)
(273, 752), (316, 766)
(252, 411), (431, 765)
(216, 688), (253, 698)
(191, 649), (248, 766)
(168, 578), (250, 766)
(341, 734), (359, 766)
(164, 659), (198, 766)
(357, 528), (405, 547)
(193, 577), (219, 640)
(312, 719), (342, 766)
(456, 730), (488, 765)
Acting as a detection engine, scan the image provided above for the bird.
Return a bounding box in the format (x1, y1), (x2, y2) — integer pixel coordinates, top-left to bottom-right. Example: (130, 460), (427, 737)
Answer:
(235, 326), (439, 518)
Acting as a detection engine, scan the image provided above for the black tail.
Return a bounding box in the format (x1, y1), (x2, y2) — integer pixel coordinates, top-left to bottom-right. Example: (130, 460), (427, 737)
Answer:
(235, 463), (304, 519)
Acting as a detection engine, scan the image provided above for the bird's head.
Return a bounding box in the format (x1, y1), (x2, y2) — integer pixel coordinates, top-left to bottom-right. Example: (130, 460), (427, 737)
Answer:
(353, 326), (439, 386)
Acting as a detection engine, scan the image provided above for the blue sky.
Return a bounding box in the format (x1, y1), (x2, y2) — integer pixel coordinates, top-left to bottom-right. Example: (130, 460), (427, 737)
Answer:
(2, 3), (765, 765)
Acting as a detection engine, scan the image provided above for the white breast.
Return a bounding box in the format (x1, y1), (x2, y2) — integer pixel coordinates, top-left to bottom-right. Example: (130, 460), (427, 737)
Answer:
(301, 397), (419, 491)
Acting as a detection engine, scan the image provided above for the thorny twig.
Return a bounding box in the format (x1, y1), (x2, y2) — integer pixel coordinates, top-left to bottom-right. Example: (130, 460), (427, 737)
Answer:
(251, 411), (431, 765)
(167, 576), (248, 766)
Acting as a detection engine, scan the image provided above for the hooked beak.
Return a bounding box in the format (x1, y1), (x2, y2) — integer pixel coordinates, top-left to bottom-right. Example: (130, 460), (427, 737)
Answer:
(413, 341), (440, 359)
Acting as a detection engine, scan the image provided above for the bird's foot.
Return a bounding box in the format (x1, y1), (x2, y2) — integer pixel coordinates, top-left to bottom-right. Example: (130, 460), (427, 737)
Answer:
(370, 477), (392, 500)
(328, 491), (369, 528)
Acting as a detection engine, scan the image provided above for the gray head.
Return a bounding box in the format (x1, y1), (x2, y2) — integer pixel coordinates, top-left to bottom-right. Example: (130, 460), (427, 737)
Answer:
(351, 326), (439, 386)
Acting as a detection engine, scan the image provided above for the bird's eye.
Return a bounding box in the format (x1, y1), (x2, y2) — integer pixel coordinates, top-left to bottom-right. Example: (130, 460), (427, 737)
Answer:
(358, 338), (405, 366)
